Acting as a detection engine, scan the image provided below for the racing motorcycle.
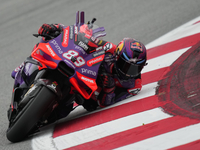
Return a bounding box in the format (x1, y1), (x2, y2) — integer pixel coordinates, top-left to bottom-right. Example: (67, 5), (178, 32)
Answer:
(6, 11), (108, 142)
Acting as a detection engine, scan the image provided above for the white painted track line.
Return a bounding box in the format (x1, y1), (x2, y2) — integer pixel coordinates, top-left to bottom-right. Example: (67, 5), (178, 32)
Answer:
(53, 108), (172, 150)
(115, 123), (200, 150)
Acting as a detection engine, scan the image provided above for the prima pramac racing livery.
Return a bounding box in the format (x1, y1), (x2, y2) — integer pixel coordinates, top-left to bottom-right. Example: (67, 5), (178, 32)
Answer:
(6, 11), (112, 142)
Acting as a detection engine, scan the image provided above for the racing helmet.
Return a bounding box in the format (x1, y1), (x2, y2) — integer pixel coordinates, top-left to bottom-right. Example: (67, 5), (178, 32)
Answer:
(115, 38), (147, 78)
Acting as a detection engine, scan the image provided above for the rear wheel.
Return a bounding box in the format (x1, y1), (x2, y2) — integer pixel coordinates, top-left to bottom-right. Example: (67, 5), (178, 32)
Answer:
(6, 86), (56, 143)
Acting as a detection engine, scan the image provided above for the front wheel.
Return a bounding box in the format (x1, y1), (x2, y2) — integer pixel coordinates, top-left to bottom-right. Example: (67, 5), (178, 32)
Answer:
(6, 86), (56, 143)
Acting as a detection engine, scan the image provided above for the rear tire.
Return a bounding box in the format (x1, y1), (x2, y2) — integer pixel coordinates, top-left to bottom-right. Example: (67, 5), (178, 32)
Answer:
(6, 86), (56, 143)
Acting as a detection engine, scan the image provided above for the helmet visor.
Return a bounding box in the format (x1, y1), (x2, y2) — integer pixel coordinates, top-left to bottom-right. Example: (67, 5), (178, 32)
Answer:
(116, 54), (143, 77)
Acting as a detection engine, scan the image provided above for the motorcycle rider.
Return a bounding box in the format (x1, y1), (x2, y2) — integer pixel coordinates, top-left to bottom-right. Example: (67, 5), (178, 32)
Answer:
(83, 37), (147, 111)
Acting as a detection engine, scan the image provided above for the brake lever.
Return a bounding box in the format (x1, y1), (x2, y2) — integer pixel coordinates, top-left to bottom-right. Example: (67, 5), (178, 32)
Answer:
(33, 34), (40, 37)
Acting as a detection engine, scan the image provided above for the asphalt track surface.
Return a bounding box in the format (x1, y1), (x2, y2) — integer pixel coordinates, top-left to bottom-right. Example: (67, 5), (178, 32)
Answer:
(0, 0), (200, 150)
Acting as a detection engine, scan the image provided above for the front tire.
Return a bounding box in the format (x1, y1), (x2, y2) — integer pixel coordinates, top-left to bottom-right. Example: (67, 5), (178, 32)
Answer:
(6, 86), (56, 143)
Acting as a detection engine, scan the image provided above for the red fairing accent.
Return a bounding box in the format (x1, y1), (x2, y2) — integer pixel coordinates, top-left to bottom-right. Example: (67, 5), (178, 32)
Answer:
(77, 72), (97, 90)
(38, 43), (61, 60)
(69, 72), (98, 99)
(31, 43), (61, 69)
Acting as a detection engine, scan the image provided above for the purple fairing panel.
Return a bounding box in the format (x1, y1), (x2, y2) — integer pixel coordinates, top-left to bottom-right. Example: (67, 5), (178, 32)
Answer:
(14, 70), (24, 86)
(11, 36), (48, 85)
(13, 63), (39, 87)
(11, 62), (24, 79)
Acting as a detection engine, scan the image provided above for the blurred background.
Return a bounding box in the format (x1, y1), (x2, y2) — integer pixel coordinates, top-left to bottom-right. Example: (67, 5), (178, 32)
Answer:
(0, 0), (200, 149)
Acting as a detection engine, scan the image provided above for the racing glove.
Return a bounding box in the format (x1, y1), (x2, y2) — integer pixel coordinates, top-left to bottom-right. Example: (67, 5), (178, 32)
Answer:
(38, 23), (63, 40)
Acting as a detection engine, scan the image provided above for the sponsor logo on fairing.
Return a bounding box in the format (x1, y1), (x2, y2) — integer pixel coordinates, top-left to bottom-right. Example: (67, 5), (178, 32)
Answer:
(95, 38), (100, 44)
(78, 41), (89, 50)
(62, 27), (69, 47)
(104, 43), (113, 51)
(81, 76), (94, 83)
(87, 55), (104, 66)
(46, 45), (56, 56)
(69, 26), (73, 40)
(50, 40), (63, 54)
(75, 45), (86, 55)
(96, 46), (103, 51)
(81, 68), (96, 76)
(74, 26), (78, 34)
(74, 26), (78, 42)
(92, 50), (105, 57)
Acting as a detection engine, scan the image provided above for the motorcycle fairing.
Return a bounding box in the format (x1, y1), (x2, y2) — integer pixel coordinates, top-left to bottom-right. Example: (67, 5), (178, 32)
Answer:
(31, 24), (105, 99)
